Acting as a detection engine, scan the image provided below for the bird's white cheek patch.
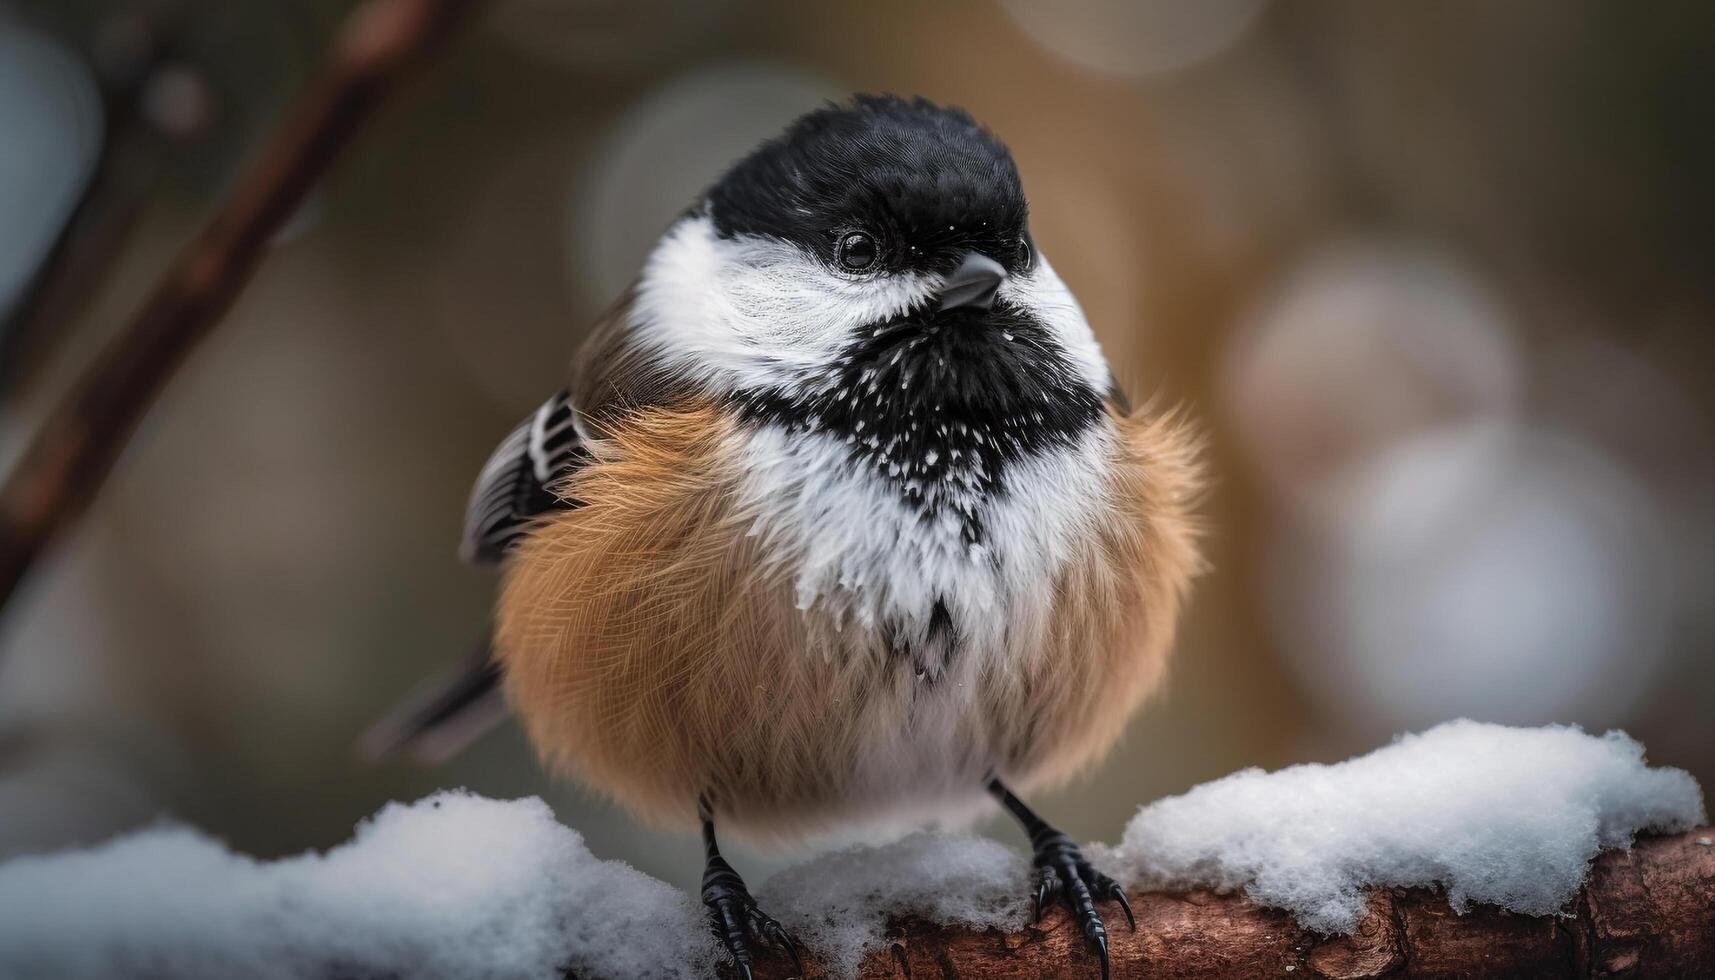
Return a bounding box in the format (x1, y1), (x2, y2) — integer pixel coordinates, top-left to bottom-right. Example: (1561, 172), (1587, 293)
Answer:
(633, 214), (935, 395)
(1001, 254), (1113, 396)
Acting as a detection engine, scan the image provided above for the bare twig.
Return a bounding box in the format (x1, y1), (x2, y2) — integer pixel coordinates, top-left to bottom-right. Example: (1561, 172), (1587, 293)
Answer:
(742, 829), (1715, 979)
(0, 0), (484, 614)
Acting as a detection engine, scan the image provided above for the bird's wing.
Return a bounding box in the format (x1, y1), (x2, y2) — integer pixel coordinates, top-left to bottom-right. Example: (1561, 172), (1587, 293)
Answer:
(371, 290), (689, 763)
(358, 639), (506, 765)
(459, 389), (589, 565)
(460, 286), (689, 566)
(567, 282), (688, 428)
(389, 394), (588, 762)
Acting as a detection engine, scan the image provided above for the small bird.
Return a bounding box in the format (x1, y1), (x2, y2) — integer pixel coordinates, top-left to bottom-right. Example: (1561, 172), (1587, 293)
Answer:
(367, 95), (1201, 978)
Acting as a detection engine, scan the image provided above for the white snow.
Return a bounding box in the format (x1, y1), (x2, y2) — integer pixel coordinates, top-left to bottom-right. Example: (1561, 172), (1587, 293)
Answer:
(0, 791), (1024, 980)
(759, 832), (1028, 978)
(0, 722), (1704, 978)
(1094, 720), (1706, 933)
(0, 791), (722, 980)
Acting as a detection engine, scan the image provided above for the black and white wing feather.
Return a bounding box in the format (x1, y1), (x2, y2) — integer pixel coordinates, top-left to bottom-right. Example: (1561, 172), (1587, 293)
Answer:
(365, 294), (662, 764)
(460, 390), (589, 565)
(363, 391), (588, 763)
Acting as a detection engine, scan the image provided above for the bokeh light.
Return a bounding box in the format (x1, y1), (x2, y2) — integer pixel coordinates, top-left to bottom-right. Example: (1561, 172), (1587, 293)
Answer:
(1001, 0), (1271, 78)
(1223, 241), (1523, 508)
(568, 63), (843, 305)
(0, 24), (101, 321)
(1269, 422), (1672, 736)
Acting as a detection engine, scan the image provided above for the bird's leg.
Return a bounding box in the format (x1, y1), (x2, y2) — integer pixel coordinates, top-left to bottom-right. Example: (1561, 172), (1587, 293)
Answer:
(699, 798), (802, 980)
(987, 778), (1135, 980)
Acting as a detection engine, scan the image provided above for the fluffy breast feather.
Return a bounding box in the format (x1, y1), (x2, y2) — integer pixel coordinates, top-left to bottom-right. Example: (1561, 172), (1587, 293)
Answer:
(494, 401), (1200, 842)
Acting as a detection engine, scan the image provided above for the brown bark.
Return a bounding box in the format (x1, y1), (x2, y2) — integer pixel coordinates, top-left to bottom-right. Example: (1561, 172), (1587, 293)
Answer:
(0, 0), (484, 616)
(743, 829), (1715, 979)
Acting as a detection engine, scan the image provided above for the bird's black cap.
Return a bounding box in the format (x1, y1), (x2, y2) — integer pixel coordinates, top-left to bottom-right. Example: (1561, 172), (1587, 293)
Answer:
(707, 95), (1030, 276)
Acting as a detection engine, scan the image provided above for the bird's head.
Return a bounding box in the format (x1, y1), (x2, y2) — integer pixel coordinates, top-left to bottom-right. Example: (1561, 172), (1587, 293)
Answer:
(628, 96), (1112, 499)
(635, 95), (1110, 397)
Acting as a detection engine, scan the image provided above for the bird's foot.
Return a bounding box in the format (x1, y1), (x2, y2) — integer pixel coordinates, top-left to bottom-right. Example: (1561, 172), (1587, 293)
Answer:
(702, 853), (802, 979)
(1029, 828), (1136, 980)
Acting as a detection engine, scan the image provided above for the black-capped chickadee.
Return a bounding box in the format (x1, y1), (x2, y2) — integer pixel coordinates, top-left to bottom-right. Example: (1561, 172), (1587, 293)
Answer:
(367, 95), (1201, 979)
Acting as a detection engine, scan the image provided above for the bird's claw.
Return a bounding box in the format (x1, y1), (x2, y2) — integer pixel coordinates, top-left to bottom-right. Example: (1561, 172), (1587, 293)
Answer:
(1109, 880), (1137, 932)
(703, 858), (802, 978)
(1030, 829), (1134, 979)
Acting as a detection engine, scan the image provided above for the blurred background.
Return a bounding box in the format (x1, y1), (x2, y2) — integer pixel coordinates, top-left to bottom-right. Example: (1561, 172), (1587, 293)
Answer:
(0, 0), (1711, 889)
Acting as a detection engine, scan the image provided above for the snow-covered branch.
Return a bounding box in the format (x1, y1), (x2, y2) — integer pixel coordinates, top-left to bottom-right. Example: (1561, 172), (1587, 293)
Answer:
(0, 723), (1706, 979)
(856, 829), (1715, 979)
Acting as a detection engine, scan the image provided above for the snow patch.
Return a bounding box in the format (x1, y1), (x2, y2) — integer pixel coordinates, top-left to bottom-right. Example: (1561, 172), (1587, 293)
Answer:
(1094, 720), (1706, 933)
(759, 832), (1028, 978)
(0, 791), (721, 980)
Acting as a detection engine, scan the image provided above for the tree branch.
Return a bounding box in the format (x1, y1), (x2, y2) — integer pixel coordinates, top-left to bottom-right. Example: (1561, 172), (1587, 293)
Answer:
(743, 828), (1715, 979)
(0, 0), (484, 615)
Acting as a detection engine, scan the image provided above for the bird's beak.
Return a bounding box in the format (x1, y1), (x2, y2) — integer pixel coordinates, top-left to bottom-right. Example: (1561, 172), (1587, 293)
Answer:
(936, 251), (1008, 312)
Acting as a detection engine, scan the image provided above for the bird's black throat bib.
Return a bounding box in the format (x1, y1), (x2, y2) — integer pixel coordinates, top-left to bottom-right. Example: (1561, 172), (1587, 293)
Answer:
(732, 303), (1104, 544)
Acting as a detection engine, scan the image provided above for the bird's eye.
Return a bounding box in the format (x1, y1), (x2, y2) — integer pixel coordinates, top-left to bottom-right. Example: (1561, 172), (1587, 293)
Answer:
(1017, 235), (1034, 271)
(837, 231), (878, 271)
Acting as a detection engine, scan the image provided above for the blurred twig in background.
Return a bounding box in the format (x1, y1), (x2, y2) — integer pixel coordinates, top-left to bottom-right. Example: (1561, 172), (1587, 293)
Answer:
(0, 0), (483, 619)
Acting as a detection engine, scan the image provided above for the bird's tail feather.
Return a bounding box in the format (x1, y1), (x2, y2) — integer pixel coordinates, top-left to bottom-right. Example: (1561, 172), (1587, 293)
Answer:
(359, 639), (508, 766)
